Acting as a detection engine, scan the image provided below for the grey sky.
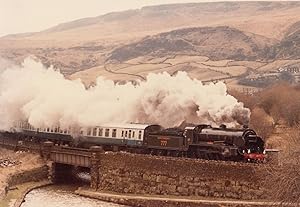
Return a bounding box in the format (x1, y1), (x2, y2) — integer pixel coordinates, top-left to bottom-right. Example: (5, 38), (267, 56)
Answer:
(0, 0), (296, 37)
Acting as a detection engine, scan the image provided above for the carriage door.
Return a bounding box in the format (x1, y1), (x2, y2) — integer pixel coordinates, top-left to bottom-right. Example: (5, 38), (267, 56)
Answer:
(124, 130), (128, 146)
(121, 130), (126, 145)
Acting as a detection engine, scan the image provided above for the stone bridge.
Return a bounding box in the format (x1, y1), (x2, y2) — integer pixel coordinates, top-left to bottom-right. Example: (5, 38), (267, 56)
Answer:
(42, 141), (102, 189)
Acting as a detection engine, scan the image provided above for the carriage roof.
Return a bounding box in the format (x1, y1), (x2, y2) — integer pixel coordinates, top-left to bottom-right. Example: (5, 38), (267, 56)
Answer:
(94, 123), (159, 130)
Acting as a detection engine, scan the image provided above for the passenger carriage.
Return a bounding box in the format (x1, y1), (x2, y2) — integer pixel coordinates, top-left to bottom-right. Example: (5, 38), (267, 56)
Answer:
(79, 123), (161, 149)
(13, 121), (162, 149)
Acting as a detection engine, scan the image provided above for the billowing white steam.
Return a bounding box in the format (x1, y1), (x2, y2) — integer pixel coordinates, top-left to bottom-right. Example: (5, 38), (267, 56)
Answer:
(0, 57), (250, 130)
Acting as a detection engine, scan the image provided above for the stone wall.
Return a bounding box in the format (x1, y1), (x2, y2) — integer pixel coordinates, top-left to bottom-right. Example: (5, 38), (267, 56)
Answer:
(8, 165), (49, 186)
(97, 152), (267, 200)
(0, 165), (48, 200)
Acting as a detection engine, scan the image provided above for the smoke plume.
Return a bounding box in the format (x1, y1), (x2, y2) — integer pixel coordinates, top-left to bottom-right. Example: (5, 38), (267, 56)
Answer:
(0, 57), (250, 130)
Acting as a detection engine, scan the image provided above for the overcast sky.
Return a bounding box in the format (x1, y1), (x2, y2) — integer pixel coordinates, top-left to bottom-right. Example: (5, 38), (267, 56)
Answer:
(0, 0), (296, 37)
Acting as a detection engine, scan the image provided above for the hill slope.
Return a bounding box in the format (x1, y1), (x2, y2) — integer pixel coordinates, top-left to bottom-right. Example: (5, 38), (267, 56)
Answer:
(2, 1), (300, 45)
(109, 26), (276, 62)
(273, 21), (300, 59)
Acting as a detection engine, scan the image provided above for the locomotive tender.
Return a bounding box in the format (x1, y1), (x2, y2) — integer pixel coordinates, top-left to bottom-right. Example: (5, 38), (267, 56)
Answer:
(6, 121), (265, 162)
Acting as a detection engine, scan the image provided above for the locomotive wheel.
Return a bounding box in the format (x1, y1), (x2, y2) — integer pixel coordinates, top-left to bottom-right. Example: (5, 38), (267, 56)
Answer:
(207, 153), (215, 160)
(216, 154), (225, 161)
(150, 149), (155, 155)
(181, 151), (187, 158)
(171, 151), (179, 157)
(188, 151), (197, 158)
(196, 151), (202, 159)
(157, 150), (166, 156)
(203, 153), (210, 160)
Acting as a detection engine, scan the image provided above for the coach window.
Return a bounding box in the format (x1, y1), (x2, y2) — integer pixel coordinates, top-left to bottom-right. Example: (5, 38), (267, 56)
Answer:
(50, 128), (54, 133)
(87, 128), (92, 136)
(54, 127), (58, 133)
(64, 129), (67, 134)
(132, 131), (135, 138)
(121, 131), (124, 137)
(125, 131), (128, 138)
(128, 130), (132, 138)
(105, 129), (110, 137)
(138, 131), (142, 139)
(98, 128), (103, 136)
(93, 128), (97, 136)
(112, 129), (117, 137)
(208, 135), (212, 140)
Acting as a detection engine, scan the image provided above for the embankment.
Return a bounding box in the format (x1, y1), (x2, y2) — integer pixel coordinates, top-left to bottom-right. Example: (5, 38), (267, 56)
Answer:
(0, 148), (49, 206)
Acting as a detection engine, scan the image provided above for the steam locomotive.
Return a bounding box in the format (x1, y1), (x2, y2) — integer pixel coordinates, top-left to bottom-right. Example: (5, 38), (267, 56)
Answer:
(147, 124), (265, 161)
(3, 121), (265, 162)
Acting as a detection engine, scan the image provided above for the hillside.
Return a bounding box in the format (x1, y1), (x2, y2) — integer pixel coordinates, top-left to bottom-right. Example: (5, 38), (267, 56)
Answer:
(273, 21), (300, 59)
(108, 26), (276, 62)
(2, 1), (300, 43)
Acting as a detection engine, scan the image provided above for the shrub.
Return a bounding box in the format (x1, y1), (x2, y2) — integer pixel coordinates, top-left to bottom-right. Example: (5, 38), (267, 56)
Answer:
(265, 127), (300, 204)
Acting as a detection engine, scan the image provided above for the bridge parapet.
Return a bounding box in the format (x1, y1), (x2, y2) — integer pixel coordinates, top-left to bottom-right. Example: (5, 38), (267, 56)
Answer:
(42, 142), (92, 167)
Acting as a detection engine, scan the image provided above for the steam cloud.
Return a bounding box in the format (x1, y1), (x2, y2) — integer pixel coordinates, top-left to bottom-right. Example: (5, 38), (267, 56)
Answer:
(0, 57), (250, 130)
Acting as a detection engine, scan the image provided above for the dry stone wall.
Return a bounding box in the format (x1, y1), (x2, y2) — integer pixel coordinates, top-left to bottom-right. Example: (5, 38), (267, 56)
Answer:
(97, 152), (267, 200)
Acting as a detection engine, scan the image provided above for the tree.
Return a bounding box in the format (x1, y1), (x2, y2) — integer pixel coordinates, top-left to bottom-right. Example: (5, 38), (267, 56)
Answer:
(250, 107), (274, 140)
(258, 84), (300, 127)
(279, 71), (295, 84)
